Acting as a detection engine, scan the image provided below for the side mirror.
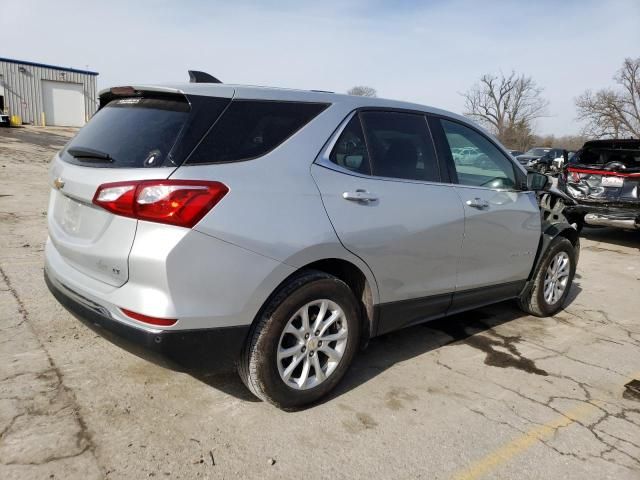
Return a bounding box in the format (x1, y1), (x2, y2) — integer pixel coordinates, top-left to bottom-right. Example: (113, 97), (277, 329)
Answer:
(527, 171), (550, 191)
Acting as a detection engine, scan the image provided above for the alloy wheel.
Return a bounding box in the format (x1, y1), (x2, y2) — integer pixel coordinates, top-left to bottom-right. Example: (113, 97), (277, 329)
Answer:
(543, 251), (570, 305)
(277, 299), (348, 390)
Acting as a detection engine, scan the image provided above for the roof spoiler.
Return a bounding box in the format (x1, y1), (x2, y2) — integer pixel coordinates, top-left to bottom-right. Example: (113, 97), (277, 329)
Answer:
(98, 85), (189, 109)
(188, 70), (222, 84)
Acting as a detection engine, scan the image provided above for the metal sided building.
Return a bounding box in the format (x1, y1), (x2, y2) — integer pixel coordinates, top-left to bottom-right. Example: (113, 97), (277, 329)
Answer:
(0, 57), (98, 127)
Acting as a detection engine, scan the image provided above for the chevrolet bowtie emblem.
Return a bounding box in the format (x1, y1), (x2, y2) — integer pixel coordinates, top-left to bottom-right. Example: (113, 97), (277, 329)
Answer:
(53, 178), (65, 190)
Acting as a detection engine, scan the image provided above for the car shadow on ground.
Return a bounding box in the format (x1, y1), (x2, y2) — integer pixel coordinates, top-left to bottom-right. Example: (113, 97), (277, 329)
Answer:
(193, 282), (583, 407)
(580, 226), (640, 250)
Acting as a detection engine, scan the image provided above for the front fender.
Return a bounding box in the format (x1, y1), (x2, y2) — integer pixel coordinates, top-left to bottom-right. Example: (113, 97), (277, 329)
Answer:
(525, 191), (580, 285)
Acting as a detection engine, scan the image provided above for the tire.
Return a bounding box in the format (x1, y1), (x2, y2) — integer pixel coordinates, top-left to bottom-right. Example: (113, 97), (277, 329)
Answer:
(238, 270), (361, 409)
(562, 209), (585, 234)
(518, 237), (576, 317)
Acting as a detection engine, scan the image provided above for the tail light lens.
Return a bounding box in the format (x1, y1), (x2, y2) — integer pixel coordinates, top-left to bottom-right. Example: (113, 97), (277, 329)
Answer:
(93, 180), (228, 228)
(567, 168), (584, 182)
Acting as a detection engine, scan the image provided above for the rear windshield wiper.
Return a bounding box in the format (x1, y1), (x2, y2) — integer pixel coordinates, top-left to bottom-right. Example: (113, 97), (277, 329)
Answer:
(67, 147), (114, 163)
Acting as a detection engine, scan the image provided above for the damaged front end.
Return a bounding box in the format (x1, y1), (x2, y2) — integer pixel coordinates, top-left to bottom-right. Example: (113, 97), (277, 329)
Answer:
(520, 186), (580, 298)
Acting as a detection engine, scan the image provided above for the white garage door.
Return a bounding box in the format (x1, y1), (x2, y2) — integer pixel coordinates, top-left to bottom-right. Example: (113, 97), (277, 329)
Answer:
(42, 80), (85, 127)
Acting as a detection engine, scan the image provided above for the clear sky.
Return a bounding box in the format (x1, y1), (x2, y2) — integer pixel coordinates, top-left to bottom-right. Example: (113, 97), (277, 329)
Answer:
(2, 0), (638, 135)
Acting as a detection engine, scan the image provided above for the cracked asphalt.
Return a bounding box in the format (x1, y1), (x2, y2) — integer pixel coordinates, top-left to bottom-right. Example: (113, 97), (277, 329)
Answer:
(1, 126), (639, 480)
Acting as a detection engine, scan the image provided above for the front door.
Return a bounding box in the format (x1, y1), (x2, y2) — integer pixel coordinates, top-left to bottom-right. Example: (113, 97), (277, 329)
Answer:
(433, 117), (541, 311)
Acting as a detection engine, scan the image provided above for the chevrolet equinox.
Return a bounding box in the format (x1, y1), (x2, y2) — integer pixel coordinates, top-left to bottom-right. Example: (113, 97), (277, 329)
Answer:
(45, 77), (580, 409)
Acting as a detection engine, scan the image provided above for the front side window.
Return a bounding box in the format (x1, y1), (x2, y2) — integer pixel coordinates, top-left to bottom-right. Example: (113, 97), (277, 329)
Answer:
(187, 100), (328, 164)
(360, 111), (439, 182)
(440, 119), (517, 189)
(329, 115), (371, 174)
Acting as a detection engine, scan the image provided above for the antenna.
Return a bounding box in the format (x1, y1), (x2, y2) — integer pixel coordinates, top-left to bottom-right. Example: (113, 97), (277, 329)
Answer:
(188, 70), (222, 84)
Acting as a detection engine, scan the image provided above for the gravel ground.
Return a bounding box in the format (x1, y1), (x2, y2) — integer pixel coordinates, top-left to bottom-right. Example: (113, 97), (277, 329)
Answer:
(1, 126), (639, 480)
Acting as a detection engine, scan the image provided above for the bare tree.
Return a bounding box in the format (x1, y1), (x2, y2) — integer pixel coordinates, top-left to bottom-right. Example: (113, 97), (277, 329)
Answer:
(461, 71), (549, 149)
(533, 134), (587, 151)
(347, 86), (377, 97)
(575, 57), (640, 139)
(501, 121), (535, 151)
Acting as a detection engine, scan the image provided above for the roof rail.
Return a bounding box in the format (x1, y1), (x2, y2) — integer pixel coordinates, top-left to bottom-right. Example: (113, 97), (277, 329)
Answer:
(188, 70), (222, 84)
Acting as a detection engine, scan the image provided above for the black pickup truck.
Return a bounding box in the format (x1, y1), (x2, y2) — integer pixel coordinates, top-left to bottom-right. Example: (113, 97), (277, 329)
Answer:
(558, 139), (640, 230)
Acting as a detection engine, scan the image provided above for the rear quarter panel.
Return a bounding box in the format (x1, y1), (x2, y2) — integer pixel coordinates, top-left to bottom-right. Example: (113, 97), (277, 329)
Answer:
(169, 103), (381, 304)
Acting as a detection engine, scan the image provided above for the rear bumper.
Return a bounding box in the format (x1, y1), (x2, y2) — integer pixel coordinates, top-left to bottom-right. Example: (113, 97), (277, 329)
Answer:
(568, 204), (640, 230)
(45, 268), (249, 372)
(584, 212), (639, 230)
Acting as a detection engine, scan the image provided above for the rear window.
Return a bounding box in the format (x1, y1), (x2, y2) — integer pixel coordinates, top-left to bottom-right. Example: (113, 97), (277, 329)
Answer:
(573, 146), (640, 170)
(62, 97), (192, 168)
(186, 100), (328, 164)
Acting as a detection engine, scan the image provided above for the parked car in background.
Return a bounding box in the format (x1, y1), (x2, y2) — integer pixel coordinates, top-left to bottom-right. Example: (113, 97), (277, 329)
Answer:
(538, 148), (568, 174)
(508, 149), (524, 157)
(559, 139), (640, 230)
(452, 146), (481, 165)
(516, 147), (551, 170)
(45, 78), (580, 408)
(0, 112), (9, 127)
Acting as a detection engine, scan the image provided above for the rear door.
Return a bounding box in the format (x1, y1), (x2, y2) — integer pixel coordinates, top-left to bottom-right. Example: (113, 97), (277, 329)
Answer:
(430, 117), (540, 310)
(47, 90), (232, 286)
(312, 111), (465, 333)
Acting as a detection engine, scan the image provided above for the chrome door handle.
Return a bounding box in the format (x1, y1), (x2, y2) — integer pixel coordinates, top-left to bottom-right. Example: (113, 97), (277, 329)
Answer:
(343, 190), (378, 203)
(465, 198), (489, 209)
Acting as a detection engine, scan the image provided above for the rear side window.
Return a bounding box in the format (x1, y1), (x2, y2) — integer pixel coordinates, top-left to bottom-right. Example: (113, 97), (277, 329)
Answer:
(329, 115), (371, 174)
(360, 111), (439, 182)
(187, 100), (328, 164)
(62, 97), (192, 168)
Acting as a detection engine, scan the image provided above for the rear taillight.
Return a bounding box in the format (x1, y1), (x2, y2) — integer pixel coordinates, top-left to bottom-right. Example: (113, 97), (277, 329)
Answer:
(120, 308), (177, 326)
(567, 168), (584, 182)
(93, 180), (228, 228)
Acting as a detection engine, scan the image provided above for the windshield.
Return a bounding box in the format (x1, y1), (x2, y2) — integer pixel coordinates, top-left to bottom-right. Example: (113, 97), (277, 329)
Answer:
(62, 97), (190, 168)
(525, 148), (550, 156)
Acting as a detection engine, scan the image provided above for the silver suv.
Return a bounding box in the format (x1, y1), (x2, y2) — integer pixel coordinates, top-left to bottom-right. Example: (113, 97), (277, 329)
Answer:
(45, 79), (580, 409)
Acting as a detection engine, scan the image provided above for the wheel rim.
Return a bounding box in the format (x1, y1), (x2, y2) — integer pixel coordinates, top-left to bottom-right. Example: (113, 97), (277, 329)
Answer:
(543, 251), (570, 305)
(277, 299), (348, 390)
